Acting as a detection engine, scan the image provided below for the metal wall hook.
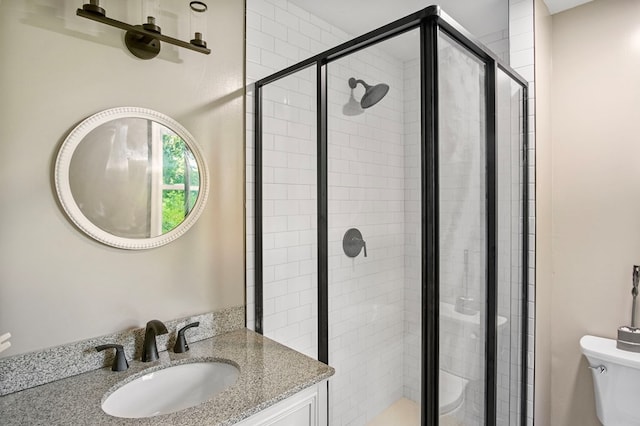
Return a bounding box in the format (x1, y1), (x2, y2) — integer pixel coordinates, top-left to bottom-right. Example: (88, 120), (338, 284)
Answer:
(343, 228), (367, 258)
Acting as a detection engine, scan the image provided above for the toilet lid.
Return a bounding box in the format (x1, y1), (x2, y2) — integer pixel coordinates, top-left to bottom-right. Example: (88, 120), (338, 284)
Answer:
(439, 370), (468, 414)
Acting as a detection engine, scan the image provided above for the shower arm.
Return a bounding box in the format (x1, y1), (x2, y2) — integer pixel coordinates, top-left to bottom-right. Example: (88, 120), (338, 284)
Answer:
(348, 78), (369, 90)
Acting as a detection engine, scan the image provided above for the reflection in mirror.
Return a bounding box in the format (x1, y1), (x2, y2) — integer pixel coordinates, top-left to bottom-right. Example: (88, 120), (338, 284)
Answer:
(55, 107), (209, 250)
(69, 118), (200, 238)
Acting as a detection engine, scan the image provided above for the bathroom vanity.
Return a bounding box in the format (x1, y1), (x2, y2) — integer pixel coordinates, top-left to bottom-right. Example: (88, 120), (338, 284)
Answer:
(0, 329), (333, 425)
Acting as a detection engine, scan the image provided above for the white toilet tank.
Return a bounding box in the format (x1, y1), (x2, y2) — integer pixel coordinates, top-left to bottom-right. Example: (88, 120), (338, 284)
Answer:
(580, 335), (640, 426)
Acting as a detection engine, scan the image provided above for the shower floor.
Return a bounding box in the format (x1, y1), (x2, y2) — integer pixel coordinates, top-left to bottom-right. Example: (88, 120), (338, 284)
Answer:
(367, 398), (419, 426)
(366, 398), (462, 426)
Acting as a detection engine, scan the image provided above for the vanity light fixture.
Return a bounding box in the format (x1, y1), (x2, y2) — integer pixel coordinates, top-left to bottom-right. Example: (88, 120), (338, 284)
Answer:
(77, 0), (211, 60)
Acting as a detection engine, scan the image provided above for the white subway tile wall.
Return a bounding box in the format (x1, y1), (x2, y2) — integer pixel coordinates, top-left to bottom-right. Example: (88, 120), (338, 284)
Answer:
(260, 66), (319, 359)
(326, 34), (410, 423)
(495, 71), (527, 426)
(508, 1), (535, 425)
(403, 56), (422, 405)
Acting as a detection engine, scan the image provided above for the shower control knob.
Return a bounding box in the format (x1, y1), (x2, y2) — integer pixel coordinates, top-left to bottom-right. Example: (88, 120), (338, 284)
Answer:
(343, 228), (367, 258)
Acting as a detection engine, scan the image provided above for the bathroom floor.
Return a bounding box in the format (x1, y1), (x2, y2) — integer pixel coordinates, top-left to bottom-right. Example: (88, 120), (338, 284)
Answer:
(366, 398), (462, 426)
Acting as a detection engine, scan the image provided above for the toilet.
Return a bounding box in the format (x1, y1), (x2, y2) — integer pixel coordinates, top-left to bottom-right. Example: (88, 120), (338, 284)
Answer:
(439, 369), (468, 416)
(439, 302), (492, 420)
(438, 302), (509, 420)
(580, 335), (640, 426)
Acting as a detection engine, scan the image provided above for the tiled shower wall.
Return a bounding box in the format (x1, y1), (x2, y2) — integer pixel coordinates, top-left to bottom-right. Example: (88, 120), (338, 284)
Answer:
(403, 56), (422, 405)
(326, 43), (407, 424)
(245, 1), (408, 423)
(508, 1), (535, 425)
(245, 0), (328, 357)
(258, 67), (319, 358)
(496, 71), (527, 426)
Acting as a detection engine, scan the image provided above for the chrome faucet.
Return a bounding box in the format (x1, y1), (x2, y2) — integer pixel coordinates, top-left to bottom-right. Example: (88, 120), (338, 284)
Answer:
(141, 319), (168, 362)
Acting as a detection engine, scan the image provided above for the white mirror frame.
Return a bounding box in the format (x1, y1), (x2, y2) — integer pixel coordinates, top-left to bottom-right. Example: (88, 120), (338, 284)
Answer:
(54, 107), (210, 250)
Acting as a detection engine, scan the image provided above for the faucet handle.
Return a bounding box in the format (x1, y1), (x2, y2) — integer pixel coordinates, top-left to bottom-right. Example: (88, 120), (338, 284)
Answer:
(173, 322), (200, 353)
(96, 344), (129, 372)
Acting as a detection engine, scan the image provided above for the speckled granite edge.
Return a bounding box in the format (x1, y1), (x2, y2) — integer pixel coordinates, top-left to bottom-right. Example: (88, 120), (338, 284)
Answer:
(0, 329), (335, 426)
(0, 305), (244, 396)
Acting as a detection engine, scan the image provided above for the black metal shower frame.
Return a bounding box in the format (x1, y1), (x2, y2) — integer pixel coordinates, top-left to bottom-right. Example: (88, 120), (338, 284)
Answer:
(252, 6), (530, 426)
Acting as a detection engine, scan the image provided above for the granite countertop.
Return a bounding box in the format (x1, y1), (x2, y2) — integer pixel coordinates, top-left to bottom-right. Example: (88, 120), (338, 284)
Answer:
(0, 329), (334, 425)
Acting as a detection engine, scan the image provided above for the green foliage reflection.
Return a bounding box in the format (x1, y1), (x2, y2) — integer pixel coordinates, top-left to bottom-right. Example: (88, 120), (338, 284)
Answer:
(162, 133), (199, 233)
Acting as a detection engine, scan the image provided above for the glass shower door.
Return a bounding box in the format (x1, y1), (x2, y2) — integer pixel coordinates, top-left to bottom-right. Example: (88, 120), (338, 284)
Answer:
(435, 30), (528, 426)
(326, 30), (422, 425)
(495, 68), (526, 425)
(437, 32), (487, 425)
(258, 66), (319, 360)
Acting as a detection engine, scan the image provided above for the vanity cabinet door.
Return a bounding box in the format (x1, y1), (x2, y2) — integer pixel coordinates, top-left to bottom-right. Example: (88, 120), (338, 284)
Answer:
(236, 382), (327, 426)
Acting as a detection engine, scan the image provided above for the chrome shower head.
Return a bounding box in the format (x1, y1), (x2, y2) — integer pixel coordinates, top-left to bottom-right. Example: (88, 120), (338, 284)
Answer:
(348, 77), (389, 109)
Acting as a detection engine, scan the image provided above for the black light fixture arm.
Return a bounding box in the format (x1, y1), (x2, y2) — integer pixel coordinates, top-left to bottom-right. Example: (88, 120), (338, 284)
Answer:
(77, 1), (211, 59)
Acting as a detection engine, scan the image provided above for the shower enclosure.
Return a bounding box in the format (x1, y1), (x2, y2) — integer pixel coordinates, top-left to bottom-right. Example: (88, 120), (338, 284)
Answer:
(249, 6), (528, 425)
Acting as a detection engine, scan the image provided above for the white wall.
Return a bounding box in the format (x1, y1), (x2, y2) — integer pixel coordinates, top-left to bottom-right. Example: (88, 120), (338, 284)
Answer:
(550, 0), (640, 424)
(0, 0), (245, 357)
(534, 0), (552, 424)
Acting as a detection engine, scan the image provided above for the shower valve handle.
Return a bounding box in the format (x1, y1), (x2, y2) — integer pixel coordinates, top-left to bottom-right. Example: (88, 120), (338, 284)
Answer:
(343, 228), (367, 258)
(351, 236), (367, 257)
(357, 238), (367, 257)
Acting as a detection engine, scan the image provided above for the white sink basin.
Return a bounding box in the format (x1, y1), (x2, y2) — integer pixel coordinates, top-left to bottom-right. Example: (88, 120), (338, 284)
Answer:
(102, 361), (239, 418)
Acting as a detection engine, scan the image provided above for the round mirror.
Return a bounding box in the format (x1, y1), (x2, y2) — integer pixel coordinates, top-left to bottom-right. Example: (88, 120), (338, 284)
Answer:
(55, 107), (209, 249)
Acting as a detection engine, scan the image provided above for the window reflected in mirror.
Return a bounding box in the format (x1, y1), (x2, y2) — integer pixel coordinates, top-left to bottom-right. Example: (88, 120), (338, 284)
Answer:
(161, 131), (200, 234)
